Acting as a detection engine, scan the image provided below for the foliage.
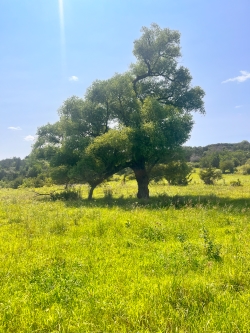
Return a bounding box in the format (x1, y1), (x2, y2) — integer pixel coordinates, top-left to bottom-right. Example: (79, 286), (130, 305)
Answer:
(200, 152), (220, 168)
(201, 226), (221, 261)
(0, 156), (50, 188)
(184, 141), (250, 170)
(164, 161), (192, 185)
(219, 159), (235, 174)
(33, 23), (205, 199)
(151, 161), (192, 185)
(199, 168), (222, 185)
(189, 154), (201, 163)
(240, 163), (250, 175)
(50, 188), (82, 201)
(21, 176), (52, 188)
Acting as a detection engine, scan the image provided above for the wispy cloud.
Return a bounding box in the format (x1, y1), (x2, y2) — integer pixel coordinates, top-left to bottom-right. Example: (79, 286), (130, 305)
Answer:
(24, 135), (36, 142)
(222, 71), (250, 84)
(8, 126), (22, 130)
(235, 105), (243, 109)
(69, 75), (79, 81)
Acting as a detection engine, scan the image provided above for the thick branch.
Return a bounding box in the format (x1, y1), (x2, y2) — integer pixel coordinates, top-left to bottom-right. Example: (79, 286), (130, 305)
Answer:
(132, 72), (150, 94)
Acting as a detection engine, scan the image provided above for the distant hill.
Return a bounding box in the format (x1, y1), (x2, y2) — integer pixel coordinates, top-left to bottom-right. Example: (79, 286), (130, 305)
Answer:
(183, 140), (250, 168)
(201, 140), (250, 152)
(184, 140), (250, 158)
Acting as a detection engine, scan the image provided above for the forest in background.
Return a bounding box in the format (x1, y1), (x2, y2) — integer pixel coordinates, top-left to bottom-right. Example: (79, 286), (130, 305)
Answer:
(1, 140), (250, 189)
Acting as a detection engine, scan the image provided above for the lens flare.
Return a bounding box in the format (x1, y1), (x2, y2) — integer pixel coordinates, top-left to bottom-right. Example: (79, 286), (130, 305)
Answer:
(58, 0), (66, 77)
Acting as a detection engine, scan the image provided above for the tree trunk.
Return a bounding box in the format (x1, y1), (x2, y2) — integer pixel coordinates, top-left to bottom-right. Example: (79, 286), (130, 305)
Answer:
(88, 185), (96, 200)
(132, 166), (150, 199)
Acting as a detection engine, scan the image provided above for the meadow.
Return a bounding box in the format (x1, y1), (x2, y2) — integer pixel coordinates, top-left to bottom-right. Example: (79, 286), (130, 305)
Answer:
(0, 172), (250, 332)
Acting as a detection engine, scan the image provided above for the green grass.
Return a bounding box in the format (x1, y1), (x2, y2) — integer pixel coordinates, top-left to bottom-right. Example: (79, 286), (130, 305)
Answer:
(0, 173), (250, 332)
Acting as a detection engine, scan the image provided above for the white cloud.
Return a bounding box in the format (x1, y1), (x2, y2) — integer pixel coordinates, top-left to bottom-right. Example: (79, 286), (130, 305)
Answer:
(235, 105), (243, 108)
(24, 135), (36, 141)
(222, 71), (250, 84)
(8, 126), (22, 130)
(69, 75), (79, 81)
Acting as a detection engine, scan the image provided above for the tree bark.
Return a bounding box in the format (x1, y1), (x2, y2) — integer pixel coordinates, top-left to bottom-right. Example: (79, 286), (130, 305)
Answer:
(88, 185), (96, 200)
(132, 166), (150, 199)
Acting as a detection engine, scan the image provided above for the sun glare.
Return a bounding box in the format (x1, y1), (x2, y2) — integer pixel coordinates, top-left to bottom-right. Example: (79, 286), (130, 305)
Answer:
(58, 0), (66, 76)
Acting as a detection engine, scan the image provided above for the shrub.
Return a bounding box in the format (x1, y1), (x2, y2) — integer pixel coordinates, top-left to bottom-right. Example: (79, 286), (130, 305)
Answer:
(201, 226), (221, 261)
(199, 168), (222, 185)
(242, 164), (250, 175)
(10, 177), (24, 189)
(50, 188), (82, 201)
(219, 160), (235, 174)
(151, 161), (192, 186)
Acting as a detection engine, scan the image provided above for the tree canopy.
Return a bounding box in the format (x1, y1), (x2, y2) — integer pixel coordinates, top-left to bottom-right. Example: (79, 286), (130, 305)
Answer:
(33, 23), (205, 199)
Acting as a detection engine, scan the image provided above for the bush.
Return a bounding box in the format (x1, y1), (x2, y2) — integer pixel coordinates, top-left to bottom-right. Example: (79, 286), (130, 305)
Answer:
(219, 160), (235, 174)
(10, 177), (24, 189)
(242, 164), (250, 175)
(201, 226), (221, 261)
(20, 175), (52, 188)
(199, 168), (222, 185)
(151, 161), (192, 186)
(50, 188), (82, 201)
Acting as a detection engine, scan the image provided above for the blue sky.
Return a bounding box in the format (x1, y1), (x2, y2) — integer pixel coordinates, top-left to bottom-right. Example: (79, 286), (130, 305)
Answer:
(1, 0), (250, 159)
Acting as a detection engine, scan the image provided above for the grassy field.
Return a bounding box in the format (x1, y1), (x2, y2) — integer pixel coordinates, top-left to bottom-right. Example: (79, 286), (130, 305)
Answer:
(0, 172), (250, 332)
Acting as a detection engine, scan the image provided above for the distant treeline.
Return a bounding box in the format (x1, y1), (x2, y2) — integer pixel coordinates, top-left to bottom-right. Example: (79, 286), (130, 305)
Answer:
(0, 156), (50, 188)
(184, 140), (250, 172)
(1, 140), (250, 188)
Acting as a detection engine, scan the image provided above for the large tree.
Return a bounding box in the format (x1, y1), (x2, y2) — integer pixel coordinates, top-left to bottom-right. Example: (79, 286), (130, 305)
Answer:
(33, 24), (205, 199)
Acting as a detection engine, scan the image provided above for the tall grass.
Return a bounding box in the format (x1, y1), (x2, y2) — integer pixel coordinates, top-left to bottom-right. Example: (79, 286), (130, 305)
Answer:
(0, 174), (250, 332)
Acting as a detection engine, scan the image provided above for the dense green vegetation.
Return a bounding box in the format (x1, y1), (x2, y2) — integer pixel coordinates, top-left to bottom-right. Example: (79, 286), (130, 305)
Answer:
(32, 24), (205, 199)
(0, 156), (50, 189)
(1, 173), (250, 332)
(1, 140), (250, 190)
(184, 140), (250, 172)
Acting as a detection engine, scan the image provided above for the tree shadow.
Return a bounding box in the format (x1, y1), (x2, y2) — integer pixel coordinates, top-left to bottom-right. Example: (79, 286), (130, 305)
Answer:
(62, 193), (250, 211)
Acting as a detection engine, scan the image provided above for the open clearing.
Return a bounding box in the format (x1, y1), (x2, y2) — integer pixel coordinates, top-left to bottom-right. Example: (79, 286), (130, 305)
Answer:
(0, 173), (250, 332)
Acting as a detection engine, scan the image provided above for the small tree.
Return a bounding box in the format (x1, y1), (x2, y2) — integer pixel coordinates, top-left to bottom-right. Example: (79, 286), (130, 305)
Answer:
(219, 159), (235, 174)
(199, 168), (222, 185)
